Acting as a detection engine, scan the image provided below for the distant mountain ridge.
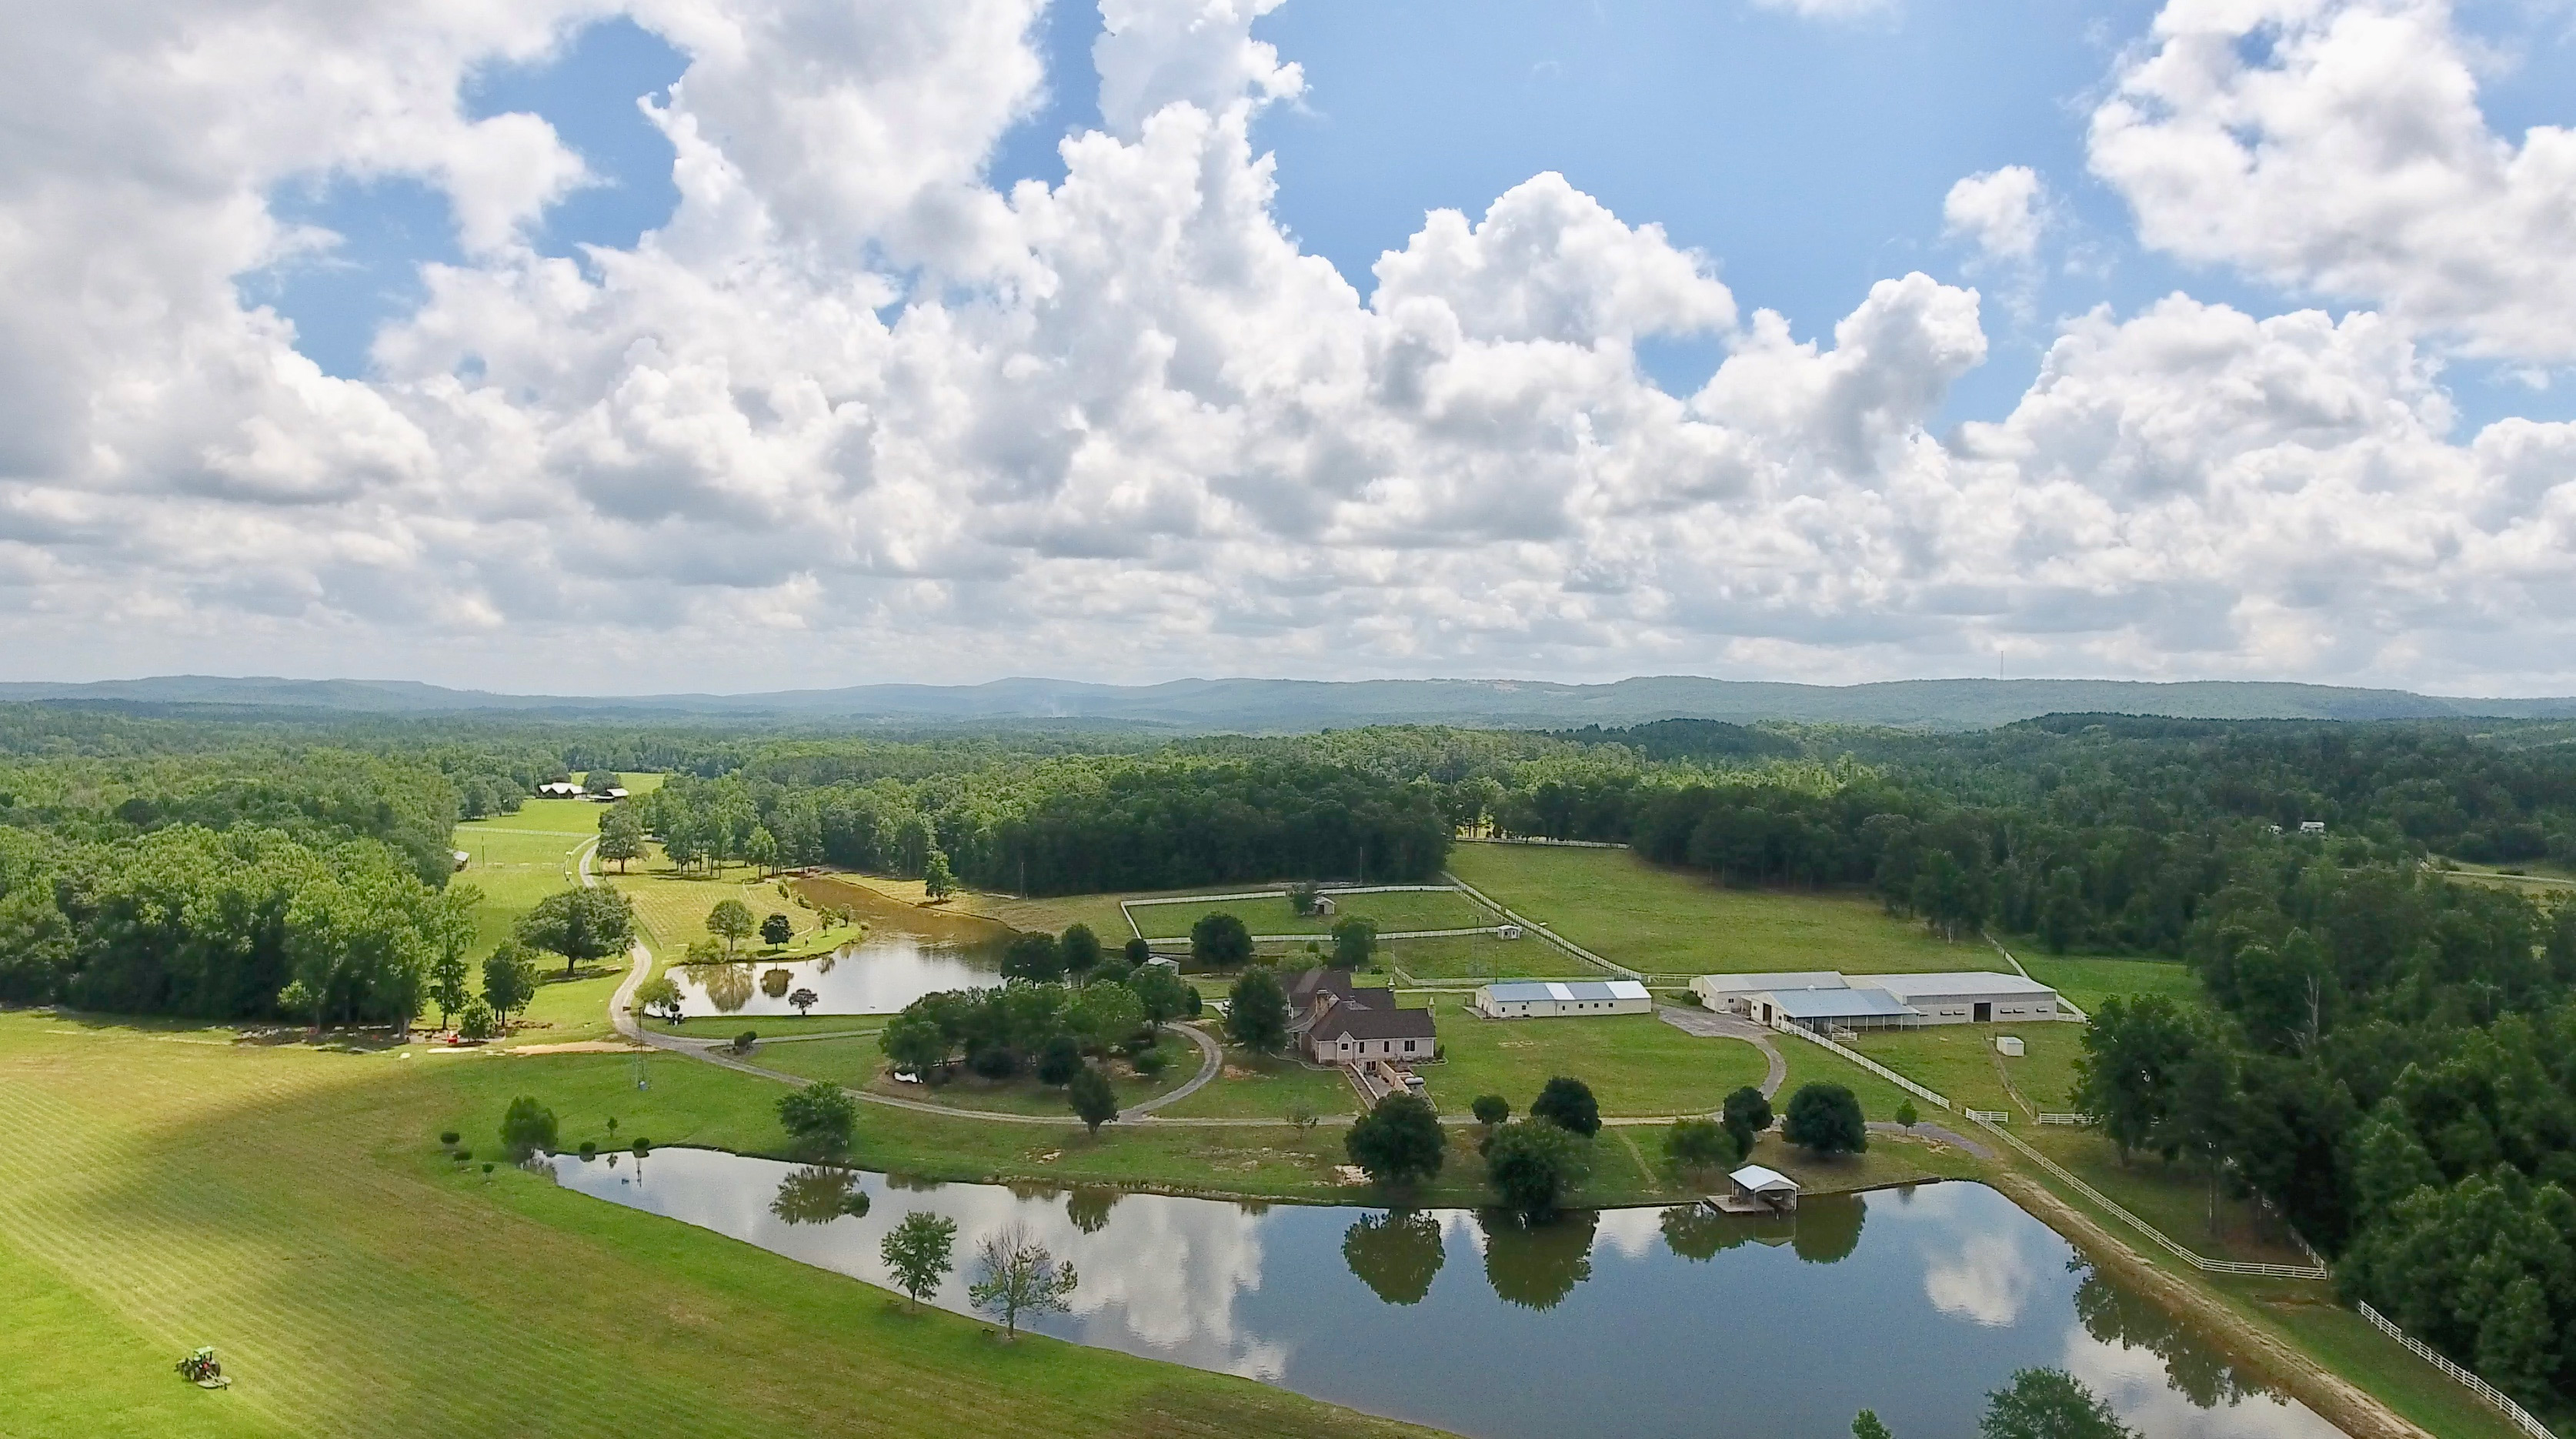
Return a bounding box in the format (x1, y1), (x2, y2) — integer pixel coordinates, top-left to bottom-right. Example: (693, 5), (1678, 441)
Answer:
(5, 673), (2574, 730)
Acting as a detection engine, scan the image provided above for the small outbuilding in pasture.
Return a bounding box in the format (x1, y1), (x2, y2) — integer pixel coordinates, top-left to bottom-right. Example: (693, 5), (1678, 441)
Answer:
(1473, 979), (1651, 1019)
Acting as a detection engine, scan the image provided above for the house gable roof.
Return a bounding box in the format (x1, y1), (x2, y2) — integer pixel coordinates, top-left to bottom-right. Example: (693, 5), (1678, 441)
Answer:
(1312, 1003), (1436, 1043)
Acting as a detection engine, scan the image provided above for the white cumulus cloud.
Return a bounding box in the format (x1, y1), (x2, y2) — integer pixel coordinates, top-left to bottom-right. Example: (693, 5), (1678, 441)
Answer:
(0, 0), (2571, 694)
(2090, 0), (2576, 361)
(1944, 165), (2047, 262)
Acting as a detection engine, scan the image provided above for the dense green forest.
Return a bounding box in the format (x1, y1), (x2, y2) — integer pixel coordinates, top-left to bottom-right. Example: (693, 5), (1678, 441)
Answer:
(8, 701), (2576, 1403)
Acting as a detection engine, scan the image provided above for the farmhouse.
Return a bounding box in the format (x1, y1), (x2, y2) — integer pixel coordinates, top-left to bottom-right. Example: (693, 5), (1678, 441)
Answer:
(1306, 1001), (1437, 1065)
(1284, 968), (1359, 1034)
(1473, 979), (1651, 1018)
(1856, 971), (2065, 1024)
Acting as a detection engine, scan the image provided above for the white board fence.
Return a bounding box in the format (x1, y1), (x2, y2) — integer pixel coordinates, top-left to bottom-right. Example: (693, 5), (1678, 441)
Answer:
(2357, 1302), (2558, 1439)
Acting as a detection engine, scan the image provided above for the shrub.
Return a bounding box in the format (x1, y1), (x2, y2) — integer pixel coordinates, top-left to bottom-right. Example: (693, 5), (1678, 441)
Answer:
(733, 1030), (759, 1054)
(1471, 1095), (1510, 1128)
(439, 1130), (461, 1147)
(631, 1139), (651, 1157)
(499, 1096), (559, 1160)
(1069, 1066), (1119, 1135)
(968, 1044), (1021, 1080)
(1531, 1077), (1602, 1137)
(1782, 1083), (1868, 1156)
(1484, 1119), (1590, 1216)
(1721, 1086), (1773, 1134)
(1665, 1117), (1734, 1170)
(579, 1140), (597, 1160)
(1345, 1093), (1445, 1187)
(1190, 911), (1254, 968)
(1895, 1098), (1920, 1128)
(455, 998), (498, 1041)
(1035, 1033), (1085, 1086)
(1132, 1045), (1172, 1077)
(776, 1081), (859, 1158)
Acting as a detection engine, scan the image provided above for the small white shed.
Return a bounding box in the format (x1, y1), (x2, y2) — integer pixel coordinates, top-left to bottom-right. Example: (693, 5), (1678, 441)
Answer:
(1729, 1164), (1800, 1212)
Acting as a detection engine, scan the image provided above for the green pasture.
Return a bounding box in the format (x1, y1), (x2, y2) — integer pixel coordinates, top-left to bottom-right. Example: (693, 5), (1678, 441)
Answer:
(1446, 845), (1975, 977)
(1421, 997), (1769, 1118)
(2017, 954), (2206, 1014)
(1376, 932), (1580, 982)
(1847, 1023), (2088, 1117)
(1151, 1049), (1364, 1120)
(610, 850), (865, 961)
(0, 1013), (1445, 1439)
(1128, 890), (1489, 940)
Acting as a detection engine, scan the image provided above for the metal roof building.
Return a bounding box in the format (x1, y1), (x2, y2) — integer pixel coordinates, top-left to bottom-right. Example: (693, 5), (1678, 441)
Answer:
(1854, 971), (2066, 1024)
(1473, 979), (1653, 1019)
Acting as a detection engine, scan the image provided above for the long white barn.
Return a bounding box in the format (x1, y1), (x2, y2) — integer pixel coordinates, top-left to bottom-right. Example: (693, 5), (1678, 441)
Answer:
(1692, 969), (2068, 1033)
(1473, 979), (1652, 1019)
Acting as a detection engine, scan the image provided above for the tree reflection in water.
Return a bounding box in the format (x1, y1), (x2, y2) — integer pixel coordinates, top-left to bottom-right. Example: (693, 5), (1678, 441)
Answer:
(1479, 1208), (1597, 1311)
(1066, 1187), (1120, 1235)
(760, 967), (793, 999)
(701, 963), (755, 1013)
(1343, 1210), (1446, 1305)
(2070, 1259), (2274, 1407)
(1662, 1204), (1769, 1260)
(770, 1165), (871, 1225)
(1790, 1195), (1867, 1264)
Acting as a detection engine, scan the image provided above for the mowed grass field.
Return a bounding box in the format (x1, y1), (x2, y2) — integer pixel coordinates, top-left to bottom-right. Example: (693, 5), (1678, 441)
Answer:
(1127, 890), (1490, 940)
(1446, 845), (1977, 977)
(1848, 1023), (2088, 1117)
(450, 799), (603, 951)
(609, 849), (864, 961)
(0, 1013), (1446, 1439)
(2017, 953), (2206, 1014)
(1376, 932), (1583, 981)
(1422, 997), (1769, 1118)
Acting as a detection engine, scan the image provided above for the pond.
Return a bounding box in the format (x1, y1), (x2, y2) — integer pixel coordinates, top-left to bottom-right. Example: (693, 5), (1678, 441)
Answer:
(546, 1149), (2343, 1439)
(666, 876), (1006, 1017)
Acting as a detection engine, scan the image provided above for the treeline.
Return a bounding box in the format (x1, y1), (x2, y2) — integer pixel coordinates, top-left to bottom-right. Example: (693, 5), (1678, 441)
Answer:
(635, 756), (1453, 895)
(2064, 861), (2576, 1410)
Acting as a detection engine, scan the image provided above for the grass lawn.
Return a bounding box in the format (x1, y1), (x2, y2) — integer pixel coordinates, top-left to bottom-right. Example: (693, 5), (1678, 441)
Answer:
(2017, 953), (2207, 1014)
(0, 1013), (1444, 1439)
(609, 850), (865, 960)
(2023, 1124), (2314, 1269)
(1153, 1048), (1364, 1120)
(1129, 890), (1490, 940)
(1849, 1023), (2089, 1117)
(1421, 997), (1768, 1117)
(449, 813), (594, 951)
(1374, 933), (1577, 983)
(1774, 1040), (1932, 1125)
(1446, 844), (1981, 977)
(2236, 1287), (2535, 1439)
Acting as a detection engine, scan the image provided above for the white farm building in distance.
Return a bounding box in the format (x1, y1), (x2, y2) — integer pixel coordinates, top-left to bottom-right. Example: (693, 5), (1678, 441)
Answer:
(1473, 980), (1652, 1019)
(1690, 970), (2067, 1033)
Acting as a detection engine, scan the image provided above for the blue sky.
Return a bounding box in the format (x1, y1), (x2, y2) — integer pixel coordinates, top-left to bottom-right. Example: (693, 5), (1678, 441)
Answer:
(22, 0), (2576, 692)
(250, 0), (2576, 426)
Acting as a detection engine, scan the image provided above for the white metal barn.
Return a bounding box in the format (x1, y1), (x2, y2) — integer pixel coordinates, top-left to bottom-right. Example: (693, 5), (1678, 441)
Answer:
(1852, 972), (2066, 1024)
(1690, 971), (1849, 1013)
(1473, 979), (1653, 1019)
(1747, 986), (1920, 1033)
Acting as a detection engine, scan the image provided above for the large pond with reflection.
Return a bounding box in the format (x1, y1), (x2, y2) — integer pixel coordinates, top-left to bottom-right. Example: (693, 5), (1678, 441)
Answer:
(668, 876), (1006, 1017)
(548, 1147), (2342, 1439)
